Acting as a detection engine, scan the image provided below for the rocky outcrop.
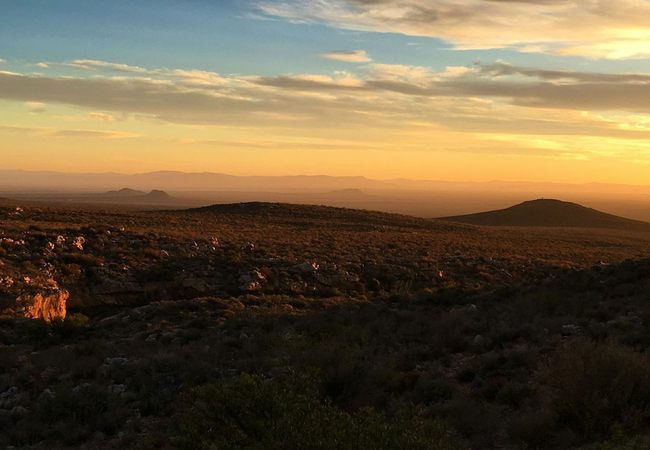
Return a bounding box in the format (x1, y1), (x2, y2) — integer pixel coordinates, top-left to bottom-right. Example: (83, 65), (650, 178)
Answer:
(239, 270), (266, 291)
(180, 277), (208, 293)
(12, 289), (68, 322)
(289, 262), (319, 274)
(314, 270), (360, 289)
(91, 278), (145, 305)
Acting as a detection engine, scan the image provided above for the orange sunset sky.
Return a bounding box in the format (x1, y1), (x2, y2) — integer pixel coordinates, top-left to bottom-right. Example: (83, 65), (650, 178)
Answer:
(2, 0), (650, 183)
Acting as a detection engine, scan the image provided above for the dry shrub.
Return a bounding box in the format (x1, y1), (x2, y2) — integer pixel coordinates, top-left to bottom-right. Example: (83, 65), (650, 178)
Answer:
(536, 340), (650, 441)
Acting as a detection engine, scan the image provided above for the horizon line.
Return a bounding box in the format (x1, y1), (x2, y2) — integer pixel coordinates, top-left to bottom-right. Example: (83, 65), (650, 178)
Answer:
(2, 169), (650, 188)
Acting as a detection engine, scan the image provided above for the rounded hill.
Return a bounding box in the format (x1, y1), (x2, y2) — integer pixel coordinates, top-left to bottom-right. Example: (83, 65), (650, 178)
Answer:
(189, 201), (464, 231)
(441, 199), (650, 232)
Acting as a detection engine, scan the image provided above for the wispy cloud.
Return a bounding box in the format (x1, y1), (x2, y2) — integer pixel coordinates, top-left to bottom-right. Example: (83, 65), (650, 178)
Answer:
(87, 112), (119, 122)
(0, 124), (140, 139)
(317, 50), (371, 62)
(25, 101), (45, 113)
(49, 129), (139, 139)
(38, 59), (229, 86)
(257, 0), (650, 59)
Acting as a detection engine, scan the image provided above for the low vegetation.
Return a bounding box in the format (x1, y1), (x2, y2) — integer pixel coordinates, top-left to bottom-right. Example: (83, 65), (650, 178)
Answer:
(2, 202), (650, 449)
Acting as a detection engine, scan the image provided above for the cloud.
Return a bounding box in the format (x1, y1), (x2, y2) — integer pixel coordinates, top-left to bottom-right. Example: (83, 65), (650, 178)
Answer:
(39, 59), (229, 86)
(61, 59), (150, 73)
(481, 61), (650, 83)
(25, 101), (45, 113)
(317, 50), (372, 62)
(0, 71), (252, 126)
(0, 124), (140, 139)
(49, 129), (139, 139)
(6, 60), (650, 121)
(256, 0), (650, 59)
(4, 58), (650, 161)
(0, 59), (5, 64)
(185, 138), (385, 151)
(250, 61), (650, 115)
(87, 112), (118, 122)
(254, 74), (366, 91)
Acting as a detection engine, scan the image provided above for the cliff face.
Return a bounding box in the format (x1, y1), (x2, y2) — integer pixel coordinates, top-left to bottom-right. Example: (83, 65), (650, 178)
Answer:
(14, 289), (68, 322)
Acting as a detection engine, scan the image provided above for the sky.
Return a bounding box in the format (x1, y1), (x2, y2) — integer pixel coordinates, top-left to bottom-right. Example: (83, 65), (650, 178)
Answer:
(2, 0), (650, 183)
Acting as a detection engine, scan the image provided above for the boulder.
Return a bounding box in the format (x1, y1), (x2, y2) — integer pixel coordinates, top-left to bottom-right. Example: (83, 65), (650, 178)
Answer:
(289, 262), (319, 274)
(238, 270), (265, 291)
(181, 277), (208, 293)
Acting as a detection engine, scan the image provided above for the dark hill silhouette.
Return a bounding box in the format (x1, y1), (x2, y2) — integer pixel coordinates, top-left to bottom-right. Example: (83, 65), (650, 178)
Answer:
(101, 188), (146, 197)
(190, 202), (466, 232)
(142, 189), (172, 200)
(440, 199), (650, 232)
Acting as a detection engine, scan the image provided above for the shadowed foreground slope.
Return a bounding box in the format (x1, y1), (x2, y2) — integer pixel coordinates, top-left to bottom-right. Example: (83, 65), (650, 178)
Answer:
(5, 202), (650, 448)
(441, 199), (650, 232)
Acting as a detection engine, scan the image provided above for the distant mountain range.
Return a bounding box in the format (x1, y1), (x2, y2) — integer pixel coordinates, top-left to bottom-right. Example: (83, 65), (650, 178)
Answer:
(3, 169), (650, 195)
(441, 199), (650, 232)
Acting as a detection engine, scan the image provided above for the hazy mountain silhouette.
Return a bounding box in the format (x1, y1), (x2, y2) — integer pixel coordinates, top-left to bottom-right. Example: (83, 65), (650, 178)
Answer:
(328, 188), (368, 197)
(4, 169), (650, 195)
(440, 199), (650, 232)
(70, 188), (178, 205)
(142, 189), (172, 201)
(101, 188), (146, 197)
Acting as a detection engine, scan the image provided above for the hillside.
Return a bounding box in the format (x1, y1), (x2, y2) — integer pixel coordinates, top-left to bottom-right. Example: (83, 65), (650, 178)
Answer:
(4, 202), (650, 449)
(192, 201), (461, 231)
(441, 198), (650, 232)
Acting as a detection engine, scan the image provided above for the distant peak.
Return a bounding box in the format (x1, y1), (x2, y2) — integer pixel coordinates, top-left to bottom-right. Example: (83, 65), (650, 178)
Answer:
(144, 189), (171, 198)
(103, 187), (145, 197)
(440, 198), (650, 231)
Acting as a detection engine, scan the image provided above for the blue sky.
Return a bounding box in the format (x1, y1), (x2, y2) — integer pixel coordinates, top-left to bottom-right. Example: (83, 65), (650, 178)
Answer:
(5, 0), (648, 76)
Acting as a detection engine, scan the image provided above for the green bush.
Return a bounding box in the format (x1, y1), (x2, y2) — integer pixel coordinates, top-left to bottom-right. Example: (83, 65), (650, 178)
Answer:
(65, 313), (90, 327)
(174, 369), (465, 450)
